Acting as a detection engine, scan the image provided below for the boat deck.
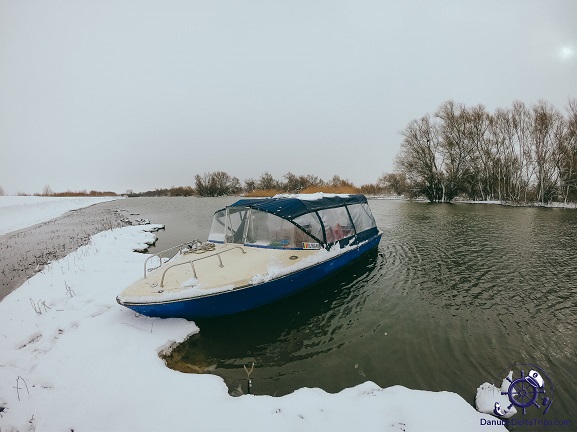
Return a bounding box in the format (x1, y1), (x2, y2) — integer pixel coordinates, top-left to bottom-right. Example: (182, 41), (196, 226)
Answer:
(118, 244), (320, 304)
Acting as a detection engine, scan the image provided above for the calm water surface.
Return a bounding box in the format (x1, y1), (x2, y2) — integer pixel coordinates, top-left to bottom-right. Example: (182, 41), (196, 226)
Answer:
(115, 198), (577, 428)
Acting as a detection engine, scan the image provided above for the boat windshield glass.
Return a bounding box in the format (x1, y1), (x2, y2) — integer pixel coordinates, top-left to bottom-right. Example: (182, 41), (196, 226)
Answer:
(347, 203), (377, 233)
(208, 207), (252, 244)
(225, 207), (251, 244)
(293, 213), (323, 243)
(245, 210), (318, 249)
(317, 207), (355, 243)
(208, 210), (226, 243)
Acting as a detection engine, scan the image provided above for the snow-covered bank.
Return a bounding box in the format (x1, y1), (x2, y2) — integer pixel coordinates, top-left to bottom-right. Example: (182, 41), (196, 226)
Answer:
(371, 195), (577, 209)
(0, 196), (120, 235)
(0, 225), (503, 431)
(454, 198), (577, 209)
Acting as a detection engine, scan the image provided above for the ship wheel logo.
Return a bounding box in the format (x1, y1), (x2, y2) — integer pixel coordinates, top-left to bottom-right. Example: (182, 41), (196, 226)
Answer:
(498, 364), (554, 416)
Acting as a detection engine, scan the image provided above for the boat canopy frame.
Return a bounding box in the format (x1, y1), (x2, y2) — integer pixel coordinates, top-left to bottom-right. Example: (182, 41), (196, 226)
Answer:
(208, 194), (378, 250)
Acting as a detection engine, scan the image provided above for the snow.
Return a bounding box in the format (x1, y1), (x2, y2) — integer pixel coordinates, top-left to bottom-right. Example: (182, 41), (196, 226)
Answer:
(120, 283), (237, 304)
(273, 192), (352, 200)
(0, 205), (505, 431)
(180, 277), (200, 288)
(0, 196), (120, 235)
(475, 372), (518, 419)
(250, 241), (358, 285)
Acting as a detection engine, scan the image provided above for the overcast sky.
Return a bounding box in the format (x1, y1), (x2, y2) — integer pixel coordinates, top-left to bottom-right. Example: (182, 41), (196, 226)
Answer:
(1, 0), (576, 194)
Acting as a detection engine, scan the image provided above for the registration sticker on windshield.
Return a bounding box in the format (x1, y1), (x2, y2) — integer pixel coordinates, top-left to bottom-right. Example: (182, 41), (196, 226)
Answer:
(302, 242), (321, 250)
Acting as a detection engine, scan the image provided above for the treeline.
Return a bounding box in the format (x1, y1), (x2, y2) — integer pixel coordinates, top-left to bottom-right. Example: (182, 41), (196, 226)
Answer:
(47, 190), (119, 197)
(0, 174), (405, 198)
(128, 172), (400, 197)
(127, 186), (194, 197)
(194, 171), (361, 196)
(395, 99), (577, 203)
(194, 171), (395, 196)
(4, 186), (120, 197)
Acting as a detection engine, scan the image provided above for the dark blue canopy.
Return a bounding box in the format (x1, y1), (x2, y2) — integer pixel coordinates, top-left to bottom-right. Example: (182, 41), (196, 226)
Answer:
(228, 194), (368, 221)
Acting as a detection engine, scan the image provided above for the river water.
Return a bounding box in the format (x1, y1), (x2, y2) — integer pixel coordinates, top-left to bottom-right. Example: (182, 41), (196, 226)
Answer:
(13, 197), (577, 427)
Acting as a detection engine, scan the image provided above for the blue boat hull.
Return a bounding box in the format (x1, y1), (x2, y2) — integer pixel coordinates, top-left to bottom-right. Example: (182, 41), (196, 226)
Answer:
(123, 233), (381, 319)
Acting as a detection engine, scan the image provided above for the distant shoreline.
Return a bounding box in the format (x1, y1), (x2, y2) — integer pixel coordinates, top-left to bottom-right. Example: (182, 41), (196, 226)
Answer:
(369, 195), (577, 209)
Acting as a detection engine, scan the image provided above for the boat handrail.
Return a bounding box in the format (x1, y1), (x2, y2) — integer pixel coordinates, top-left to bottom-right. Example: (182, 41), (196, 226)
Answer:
(159, 246), (246, 288)
(143, 240), (207, 278)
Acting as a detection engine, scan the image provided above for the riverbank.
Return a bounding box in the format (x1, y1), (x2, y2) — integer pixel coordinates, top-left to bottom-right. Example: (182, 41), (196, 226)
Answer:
(0, 199), (503, 431)
(0, 197), (129, 300)
(0, 196), (121, 235)
(371, 195), (577, 209)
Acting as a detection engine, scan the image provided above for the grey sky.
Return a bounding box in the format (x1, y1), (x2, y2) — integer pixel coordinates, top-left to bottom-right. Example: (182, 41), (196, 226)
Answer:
(1, 0), (576, 195)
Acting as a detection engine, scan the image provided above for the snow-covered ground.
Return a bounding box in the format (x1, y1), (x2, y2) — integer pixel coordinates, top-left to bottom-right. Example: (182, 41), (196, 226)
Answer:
(0, 201), (504, 431)
(0, 196), (120, 235)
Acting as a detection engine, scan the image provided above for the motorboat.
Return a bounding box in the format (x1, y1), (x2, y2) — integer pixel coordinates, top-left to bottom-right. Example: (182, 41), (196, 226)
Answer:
(116, 193), (381, 319)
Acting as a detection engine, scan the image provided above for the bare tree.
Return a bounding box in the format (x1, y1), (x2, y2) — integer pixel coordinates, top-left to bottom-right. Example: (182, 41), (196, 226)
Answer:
(531, 100), (563, 203)
(328, 175), (354, 188)
(558, 99), (577, 203)
(282, 172), (300, 193)
(195, 172), (241, 197)
(42, 185), (53, 196)
(302, 174), (324, 189)
(396, 114), (445, 201)
(466, 105), (493, 200)
(510, 101), (535, 202)
(279, 172), (316, 192)
(256, 171), (279, 191)
(435, 101), (479, 201)
(490, 107), (524, 201)
(243, 178), (257, 194)
(213, 171), (241, 195)
(396, 98), (577, 204)
(377, 173), (407, 195)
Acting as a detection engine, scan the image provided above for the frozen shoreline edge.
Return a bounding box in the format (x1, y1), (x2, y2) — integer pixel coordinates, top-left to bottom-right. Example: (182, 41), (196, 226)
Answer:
(368, 194), (577, 209)
(0, 196), (122, 235)
(0, 196), (130, 301)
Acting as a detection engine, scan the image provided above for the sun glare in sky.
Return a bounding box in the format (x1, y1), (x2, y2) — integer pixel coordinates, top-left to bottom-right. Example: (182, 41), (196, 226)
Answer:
(559, 46), (575, 60)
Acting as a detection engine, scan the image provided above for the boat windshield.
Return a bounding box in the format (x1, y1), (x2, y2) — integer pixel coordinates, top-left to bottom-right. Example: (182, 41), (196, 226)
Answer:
(245, 210), (318, 249)
(208, 208), (319, 249)
(207, 207), (251, 244)
(208, 209), (226, 243)
(346, 203), (377, 233)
